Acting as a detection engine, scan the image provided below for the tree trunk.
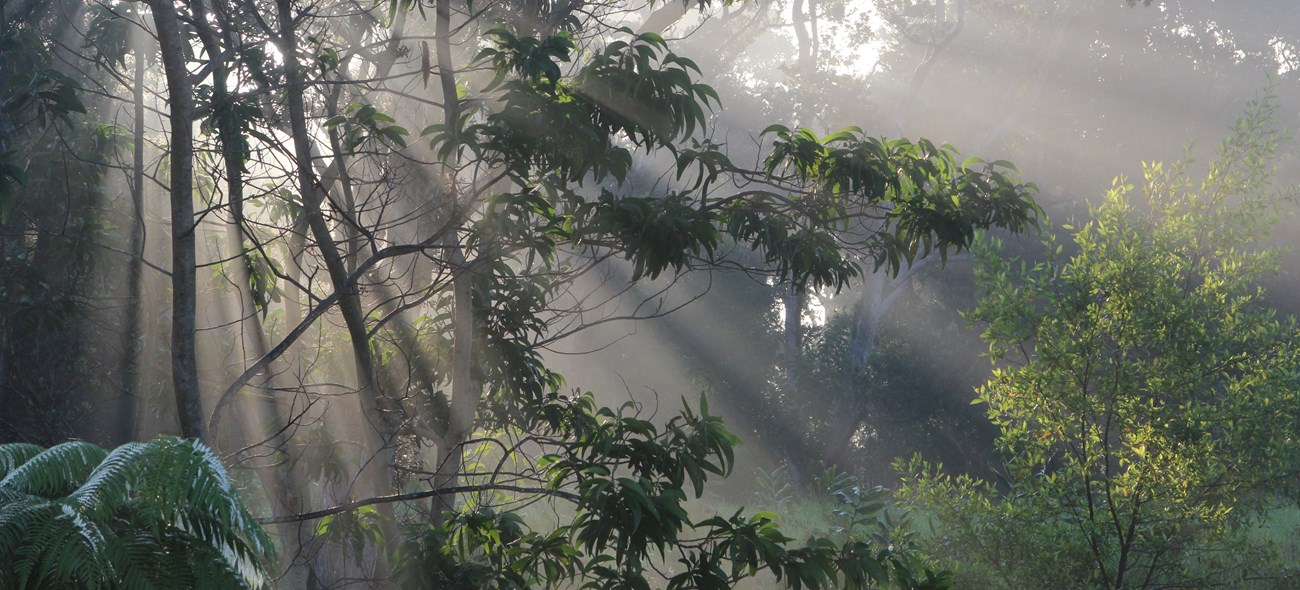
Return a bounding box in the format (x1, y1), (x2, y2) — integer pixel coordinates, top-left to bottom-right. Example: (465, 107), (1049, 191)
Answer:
(326, 120), (361, 276)
(781, 285), (803, 394)
(825, 259), (931, 467)
(274, 4), (398, 579)
(782, 0), (816, 418)
(115, 14), (148, 445)
(430, 0), (477, 525)
(149, 0), (205, 443)
(223, 222), (312, 584)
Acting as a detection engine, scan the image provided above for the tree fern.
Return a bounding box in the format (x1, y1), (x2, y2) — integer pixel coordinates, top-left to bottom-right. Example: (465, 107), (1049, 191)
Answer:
(0, 444), (42, 479)
(1, 441), (107, 498)
(0, 437), (274, 589)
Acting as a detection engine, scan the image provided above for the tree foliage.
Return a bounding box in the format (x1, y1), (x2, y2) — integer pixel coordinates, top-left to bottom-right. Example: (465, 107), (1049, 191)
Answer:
(394, 394), (951, 589)
(0, 0), (1045, 586)
(1, 4), (120, 444)
(898, 96), (1300, 589)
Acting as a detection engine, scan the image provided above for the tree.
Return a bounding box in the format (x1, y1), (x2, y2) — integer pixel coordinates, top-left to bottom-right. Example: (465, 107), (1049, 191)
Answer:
(3, 0), (1041, 585)
(0, 0), (115, 445)
(898, 97), (1300, 589)
(650, 0), (1300, 483)
(0, 437), (275, 589)
(787, 276), (1000, 482)
(147, 0), (206, 443)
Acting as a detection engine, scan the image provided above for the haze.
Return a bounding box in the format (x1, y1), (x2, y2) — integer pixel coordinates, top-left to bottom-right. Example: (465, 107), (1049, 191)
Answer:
(1, 1), (1297, 588)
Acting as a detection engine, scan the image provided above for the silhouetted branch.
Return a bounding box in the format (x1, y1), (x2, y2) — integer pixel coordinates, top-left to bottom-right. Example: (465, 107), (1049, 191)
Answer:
(256, 484), (580, 524)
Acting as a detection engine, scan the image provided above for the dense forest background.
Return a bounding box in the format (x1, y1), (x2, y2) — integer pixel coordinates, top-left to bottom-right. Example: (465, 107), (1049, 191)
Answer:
(2, 0), (1299, 588)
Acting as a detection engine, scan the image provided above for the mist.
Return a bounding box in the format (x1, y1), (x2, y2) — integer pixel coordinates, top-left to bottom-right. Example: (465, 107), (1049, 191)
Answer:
(2, 0), (1298, 588)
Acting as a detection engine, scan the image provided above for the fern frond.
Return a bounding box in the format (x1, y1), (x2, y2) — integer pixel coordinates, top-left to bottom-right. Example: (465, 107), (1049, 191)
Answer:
(135, 438), (277, 576)
(0, 437), (274, 589)
(72, 441), (148, 520)
(0, 497), (60, 586)
(11, 499), (109, 588)
(0, 443), (43, 479)
(0, 441), (107, 498)
(103, 530), (166, 590)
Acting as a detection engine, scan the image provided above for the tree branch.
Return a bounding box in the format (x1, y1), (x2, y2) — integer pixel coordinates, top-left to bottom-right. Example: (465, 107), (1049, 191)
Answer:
(256, 484), (580, 524)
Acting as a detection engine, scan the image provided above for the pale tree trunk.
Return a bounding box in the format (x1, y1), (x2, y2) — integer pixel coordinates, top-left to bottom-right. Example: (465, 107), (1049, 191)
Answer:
(776, 0), (820, 482)
(894, 0), (965, 132)
(115, 12), (148, 445)
(136, 220), (166, 437)
(281, 218), (309, 376)
(792, 0), (816, 123)
(825, 258), (933, 467)
(148, 0), (205, 443)
(781, 285), (803, 394)
(430, 0), (478, 525)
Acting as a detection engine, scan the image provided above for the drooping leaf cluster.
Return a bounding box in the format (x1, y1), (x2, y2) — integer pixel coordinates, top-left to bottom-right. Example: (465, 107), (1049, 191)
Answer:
(433, 28), (718, 184)
(427, 22), (1039, 296)
(750, 127), (1039, 280)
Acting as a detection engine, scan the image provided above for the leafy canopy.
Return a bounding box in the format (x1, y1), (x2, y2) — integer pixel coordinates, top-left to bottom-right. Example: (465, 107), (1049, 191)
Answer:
(425, 24), (1039, 296)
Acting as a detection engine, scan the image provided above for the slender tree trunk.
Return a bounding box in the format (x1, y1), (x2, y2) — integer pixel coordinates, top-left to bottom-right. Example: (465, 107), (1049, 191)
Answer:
(782, 0), (816, 418)
(324, 104), (361, 276)
(137, 219), (164, 438)
(825, 259), (931, 466)
(224, 222), (313, 583)
(433, 250), (475, 516)
(275, 0), (384, 461)
(781, 285), (803, 392)
(149, 0), (205, 443)
(274, 5), (397, 574)
(187, 0), (311, 575)
(429, 0), (478, 524)
(116, 18), (148, 445)
(281, 217), (308, 374)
